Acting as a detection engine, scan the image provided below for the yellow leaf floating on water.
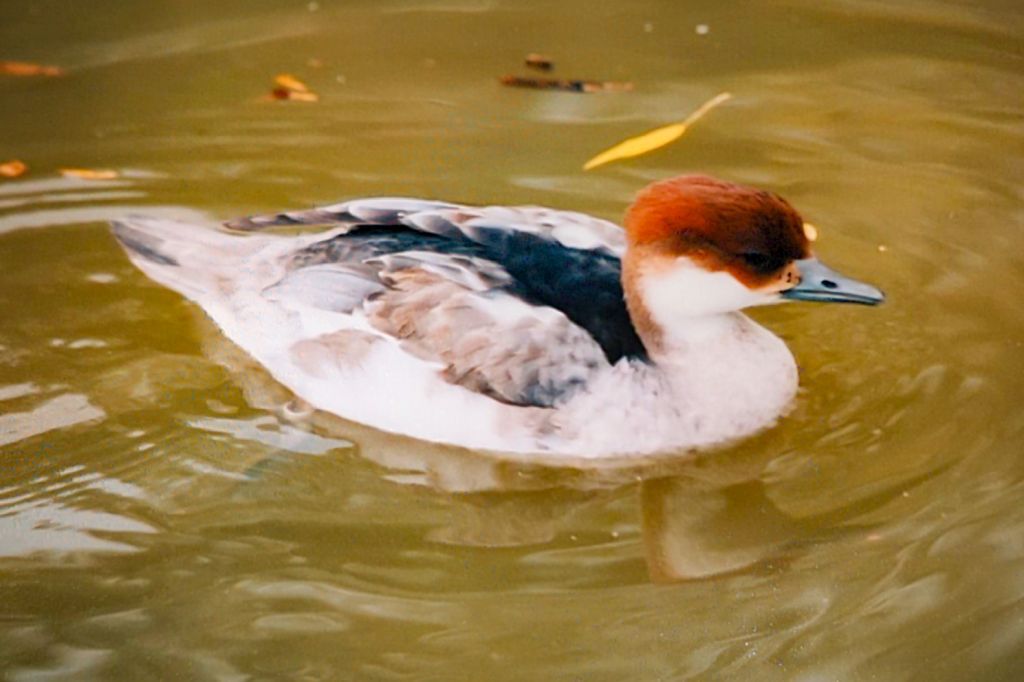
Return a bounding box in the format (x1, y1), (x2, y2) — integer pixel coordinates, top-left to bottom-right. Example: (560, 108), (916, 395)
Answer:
(583, 92), (732, 171)
(0, 159), (28, 178)
(60, 168), (119, 180)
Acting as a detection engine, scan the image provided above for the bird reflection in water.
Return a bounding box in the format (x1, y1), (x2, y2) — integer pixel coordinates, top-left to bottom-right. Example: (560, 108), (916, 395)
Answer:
(181, 312), (852, 581)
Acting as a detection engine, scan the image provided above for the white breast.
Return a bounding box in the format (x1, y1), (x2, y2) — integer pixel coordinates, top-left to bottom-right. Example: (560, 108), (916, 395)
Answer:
(546, 313), (798, 456)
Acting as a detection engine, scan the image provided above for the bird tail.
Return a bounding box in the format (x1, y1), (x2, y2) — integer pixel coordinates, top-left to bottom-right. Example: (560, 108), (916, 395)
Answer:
(111, 216), (268, 300)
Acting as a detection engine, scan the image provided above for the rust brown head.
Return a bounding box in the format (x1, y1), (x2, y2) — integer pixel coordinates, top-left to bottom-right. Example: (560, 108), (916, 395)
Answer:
(619, 176), (883, 352)
(624, 175), (812, 290)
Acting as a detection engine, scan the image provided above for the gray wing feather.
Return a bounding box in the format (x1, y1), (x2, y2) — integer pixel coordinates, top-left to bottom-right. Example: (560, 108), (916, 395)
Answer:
(225, 197), (625, 256)
(263, 247), (609, 407)
(367, 251), (512, 292)
(364, 266), (608, 407)
(262, 264), (384, 313)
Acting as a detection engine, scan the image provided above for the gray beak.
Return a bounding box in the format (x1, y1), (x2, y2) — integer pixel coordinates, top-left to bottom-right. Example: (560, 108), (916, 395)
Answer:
(781, 258), (885, 305)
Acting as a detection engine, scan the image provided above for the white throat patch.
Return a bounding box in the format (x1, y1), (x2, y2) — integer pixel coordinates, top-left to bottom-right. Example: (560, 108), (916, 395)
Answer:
(640, 258), (776, 331)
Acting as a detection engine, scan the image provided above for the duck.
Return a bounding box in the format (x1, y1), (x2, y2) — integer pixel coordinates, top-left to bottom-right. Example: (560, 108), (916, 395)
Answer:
(111, 175), (883, 457)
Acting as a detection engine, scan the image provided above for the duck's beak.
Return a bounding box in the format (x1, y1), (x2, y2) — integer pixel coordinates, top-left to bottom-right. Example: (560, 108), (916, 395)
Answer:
(782, 258), (885, 305)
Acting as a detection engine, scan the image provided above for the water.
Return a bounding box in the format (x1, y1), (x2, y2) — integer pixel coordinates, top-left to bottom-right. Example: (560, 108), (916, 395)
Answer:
(2, 0), (1023, 679)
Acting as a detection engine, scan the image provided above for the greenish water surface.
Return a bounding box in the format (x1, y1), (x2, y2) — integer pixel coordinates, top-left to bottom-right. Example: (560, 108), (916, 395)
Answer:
(2, 0), (1023, 679)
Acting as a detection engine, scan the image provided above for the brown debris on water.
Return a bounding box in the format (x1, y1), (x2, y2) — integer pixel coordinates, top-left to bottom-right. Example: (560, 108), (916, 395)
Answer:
(59, 168), (120, 180)
(0, 60), (64, 77)
(266, 73), (319, 102)
(499, 75), (633, 94)
(524, 53), (554, 72)
(0, 160), (28, 178)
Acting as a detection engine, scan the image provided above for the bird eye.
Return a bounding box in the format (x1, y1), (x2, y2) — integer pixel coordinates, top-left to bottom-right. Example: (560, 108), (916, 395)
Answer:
(740, 252), (773, 272)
